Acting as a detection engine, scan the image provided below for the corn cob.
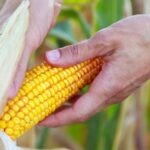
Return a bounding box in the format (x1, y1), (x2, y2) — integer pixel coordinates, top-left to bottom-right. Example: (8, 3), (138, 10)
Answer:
(0, 57), (103, 140)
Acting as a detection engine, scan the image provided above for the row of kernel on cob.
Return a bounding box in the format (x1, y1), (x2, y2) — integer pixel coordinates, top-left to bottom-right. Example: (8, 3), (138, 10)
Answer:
(0, 57), (103, 140)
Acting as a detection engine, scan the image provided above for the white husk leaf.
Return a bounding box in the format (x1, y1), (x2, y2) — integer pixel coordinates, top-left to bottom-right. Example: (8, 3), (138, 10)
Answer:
(0, 0), (30, 113)
(0, 131), (22, 150)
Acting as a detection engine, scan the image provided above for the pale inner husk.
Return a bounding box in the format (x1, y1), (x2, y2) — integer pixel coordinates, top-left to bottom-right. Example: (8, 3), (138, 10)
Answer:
(0, 131), (22, 150)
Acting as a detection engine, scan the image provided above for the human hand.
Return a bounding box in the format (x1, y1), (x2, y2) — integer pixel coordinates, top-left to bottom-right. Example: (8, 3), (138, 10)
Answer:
(40, 15), (150, 127)
(0, 0), (62, 98)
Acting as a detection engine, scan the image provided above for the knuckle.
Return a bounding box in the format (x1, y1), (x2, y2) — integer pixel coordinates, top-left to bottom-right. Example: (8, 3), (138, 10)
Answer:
(102, 27), (124, 46)
(74, 109), (90, 123)
(69, 44), (79, 58)
(89, 28), (116, 52)
(93, 30), (108, 46)
(98, 31), (108, 44)
(87, 33), (107, 54)
(109, 26), (128, 42)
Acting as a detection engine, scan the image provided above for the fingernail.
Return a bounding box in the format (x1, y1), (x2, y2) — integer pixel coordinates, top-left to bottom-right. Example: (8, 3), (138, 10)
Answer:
(46, 50), (60, 62)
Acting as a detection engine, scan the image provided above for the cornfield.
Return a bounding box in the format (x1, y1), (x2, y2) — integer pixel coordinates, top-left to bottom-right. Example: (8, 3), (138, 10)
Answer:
(0, 0), (150, 150)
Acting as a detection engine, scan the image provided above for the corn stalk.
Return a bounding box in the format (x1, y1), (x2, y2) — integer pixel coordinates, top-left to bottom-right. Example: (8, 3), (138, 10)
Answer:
(131, 0), (144, 14)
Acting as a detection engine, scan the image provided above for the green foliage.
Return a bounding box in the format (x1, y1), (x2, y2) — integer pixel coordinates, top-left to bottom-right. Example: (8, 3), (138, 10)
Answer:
(86, 114), (103, 150)
(64, 0), (92, 5)
(67, 123), (87, 145)
(36, 128), (50, 149)
(93, 0), (124, 31)
(60, 9), (91, 38)
(50, 20), (77, 44)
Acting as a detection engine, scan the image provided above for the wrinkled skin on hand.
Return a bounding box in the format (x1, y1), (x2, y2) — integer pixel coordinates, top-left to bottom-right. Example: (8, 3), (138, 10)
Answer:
(0, 0), (62, 98)
(40, 15), (150, 127)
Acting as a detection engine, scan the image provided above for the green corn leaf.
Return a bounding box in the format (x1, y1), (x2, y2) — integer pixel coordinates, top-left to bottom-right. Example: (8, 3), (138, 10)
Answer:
(50, 20), (77, 44)
(60, 9), (91, 38)
(93, 0), (124, 31)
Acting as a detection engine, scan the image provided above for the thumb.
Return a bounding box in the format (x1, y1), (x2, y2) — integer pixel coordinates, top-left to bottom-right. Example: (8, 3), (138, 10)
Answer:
(46, 27), (119, 67)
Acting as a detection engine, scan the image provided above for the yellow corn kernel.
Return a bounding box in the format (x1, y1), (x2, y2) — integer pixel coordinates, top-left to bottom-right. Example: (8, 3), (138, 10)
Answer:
(8, 110), (16, 117)
(3, 114), (11, 121)
(12, 105), (19, 112)
(7, 121), (15, 128)
(0, 121), (6, 128)
(17, 112), (24, 119)
(4, 106), (9, 113)
(17, 101), (24, 107)
(13, 117), (20, 124)
(5, 128), (13, 135)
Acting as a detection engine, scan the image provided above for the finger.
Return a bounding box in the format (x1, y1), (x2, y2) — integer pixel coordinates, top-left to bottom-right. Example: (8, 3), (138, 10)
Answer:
(38, 94), (81, 126)
(46, 28), (119, 67)
(39, 92), (104, 127)
(50, 0), (63, 28)
(54, 0), (63, 17)
(26, 0), (59, 51)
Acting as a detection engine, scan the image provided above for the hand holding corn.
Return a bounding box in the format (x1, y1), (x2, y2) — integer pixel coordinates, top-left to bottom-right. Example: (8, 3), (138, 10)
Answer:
(41, 15), (150, 127)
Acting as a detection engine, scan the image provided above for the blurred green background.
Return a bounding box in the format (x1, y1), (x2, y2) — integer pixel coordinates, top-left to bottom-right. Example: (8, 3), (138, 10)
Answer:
(19, 0), (150, 150)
